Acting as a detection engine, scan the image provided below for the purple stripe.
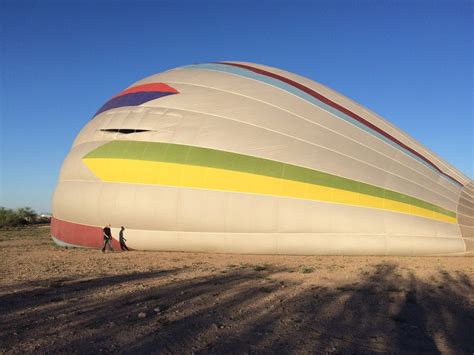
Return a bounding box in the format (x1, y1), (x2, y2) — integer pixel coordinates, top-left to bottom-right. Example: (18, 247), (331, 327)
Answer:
(93, 91), (177, 117)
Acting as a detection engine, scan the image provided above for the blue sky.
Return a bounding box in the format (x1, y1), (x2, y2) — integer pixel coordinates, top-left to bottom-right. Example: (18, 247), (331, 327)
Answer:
(1, 0), (472, 213)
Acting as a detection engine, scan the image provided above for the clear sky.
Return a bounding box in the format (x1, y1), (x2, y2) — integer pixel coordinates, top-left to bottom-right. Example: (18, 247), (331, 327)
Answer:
(1, 0), (472, 213)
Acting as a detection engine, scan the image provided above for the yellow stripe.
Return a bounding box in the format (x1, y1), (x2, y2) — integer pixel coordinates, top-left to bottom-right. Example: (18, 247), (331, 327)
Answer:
(83, 158), (457, 224)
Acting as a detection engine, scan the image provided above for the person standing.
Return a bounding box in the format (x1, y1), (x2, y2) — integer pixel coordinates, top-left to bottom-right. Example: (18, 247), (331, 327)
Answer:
(119, 226), (129, 251)
(102, 224), (114, 252)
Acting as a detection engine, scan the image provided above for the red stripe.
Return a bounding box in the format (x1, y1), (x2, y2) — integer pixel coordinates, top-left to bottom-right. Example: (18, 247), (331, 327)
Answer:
(51, 217), (121, 250)
(113, 83), (178, 98)
(217, 62), (463, 187)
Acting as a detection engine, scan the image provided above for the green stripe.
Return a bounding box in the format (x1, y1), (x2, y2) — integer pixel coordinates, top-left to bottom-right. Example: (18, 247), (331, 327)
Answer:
(84, 141), (456, 218)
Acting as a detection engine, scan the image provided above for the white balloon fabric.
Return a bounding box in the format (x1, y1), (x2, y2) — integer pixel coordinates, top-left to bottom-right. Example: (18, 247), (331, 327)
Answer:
(51, 62), (473, 255)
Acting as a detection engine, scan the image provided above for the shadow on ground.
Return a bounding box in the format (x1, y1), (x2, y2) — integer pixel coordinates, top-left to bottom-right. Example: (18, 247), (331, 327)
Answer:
(0, 263), (473, 353)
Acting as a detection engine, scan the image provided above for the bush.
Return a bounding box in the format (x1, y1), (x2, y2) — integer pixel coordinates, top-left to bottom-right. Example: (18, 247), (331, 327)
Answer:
(299, 266), (315, 274)
(0, 207), (40, 228)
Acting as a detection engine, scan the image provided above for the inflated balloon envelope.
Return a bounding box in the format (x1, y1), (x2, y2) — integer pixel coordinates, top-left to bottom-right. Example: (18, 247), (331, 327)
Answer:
(51, 62), (474, 256)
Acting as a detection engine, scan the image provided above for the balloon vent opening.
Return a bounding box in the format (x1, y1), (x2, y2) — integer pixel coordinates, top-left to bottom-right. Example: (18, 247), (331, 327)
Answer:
(99, 129), (151, 134)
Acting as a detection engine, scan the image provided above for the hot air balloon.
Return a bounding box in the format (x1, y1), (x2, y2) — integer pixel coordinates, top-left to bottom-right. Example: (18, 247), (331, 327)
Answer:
(51, 62), (473, 255)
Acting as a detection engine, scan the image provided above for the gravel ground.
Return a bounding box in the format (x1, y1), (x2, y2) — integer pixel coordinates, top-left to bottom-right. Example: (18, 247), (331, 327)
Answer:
(1, 225), (473, 354)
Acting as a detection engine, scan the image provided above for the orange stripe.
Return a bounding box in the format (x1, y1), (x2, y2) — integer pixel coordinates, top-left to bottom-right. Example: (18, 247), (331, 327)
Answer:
(113, 83), (178, 98)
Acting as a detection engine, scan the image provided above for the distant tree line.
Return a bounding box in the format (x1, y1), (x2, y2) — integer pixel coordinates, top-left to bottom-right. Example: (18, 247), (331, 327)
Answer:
(0, 207), (51, 228)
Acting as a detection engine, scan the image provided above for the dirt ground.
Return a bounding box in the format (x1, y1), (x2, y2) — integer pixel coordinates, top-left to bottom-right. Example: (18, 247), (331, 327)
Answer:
(0, 226), (473, 354)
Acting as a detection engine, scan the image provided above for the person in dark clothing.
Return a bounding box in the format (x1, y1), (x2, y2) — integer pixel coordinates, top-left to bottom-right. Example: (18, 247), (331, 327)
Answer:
(119, 226), (129, 251)
(102, 224), (114, 252)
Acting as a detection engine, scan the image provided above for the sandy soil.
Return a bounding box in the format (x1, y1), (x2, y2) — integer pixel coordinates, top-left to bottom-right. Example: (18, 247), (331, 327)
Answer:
(0, 226), (473, 354)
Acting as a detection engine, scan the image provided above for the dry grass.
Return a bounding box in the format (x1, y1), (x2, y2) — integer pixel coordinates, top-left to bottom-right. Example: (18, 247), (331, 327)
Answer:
(1, 226), (473, 353)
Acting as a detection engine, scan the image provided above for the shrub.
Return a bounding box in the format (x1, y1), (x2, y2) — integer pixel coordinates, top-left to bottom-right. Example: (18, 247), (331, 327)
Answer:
(299, 266), (315, 274)
(0, 207), (40, 228)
